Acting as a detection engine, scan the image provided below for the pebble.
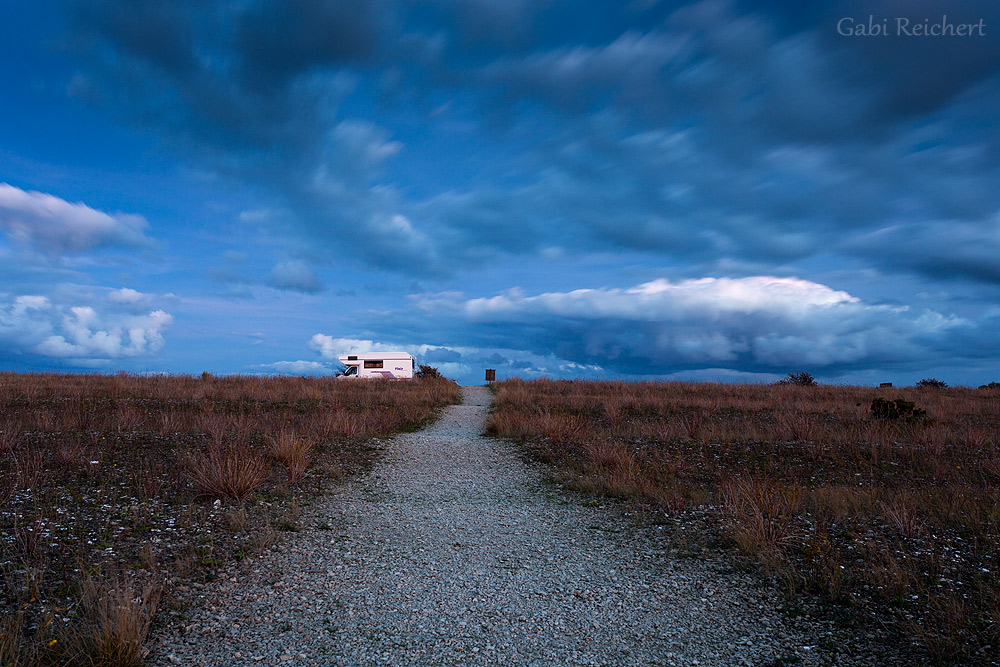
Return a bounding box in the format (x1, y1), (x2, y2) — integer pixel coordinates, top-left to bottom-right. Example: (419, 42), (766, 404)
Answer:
(148, 386), (879, 666)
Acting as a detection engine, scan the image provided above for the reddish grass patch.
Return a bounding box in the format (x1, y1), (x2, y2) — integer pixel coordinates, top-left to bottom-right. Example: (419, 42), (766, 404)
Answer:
(487, 378), (1000, 663)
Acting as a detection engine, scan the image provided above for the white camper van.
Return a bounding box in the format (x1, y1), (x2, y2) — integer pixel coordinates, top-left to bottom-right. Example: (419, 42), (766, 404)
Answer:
(337, 352), (415, 379)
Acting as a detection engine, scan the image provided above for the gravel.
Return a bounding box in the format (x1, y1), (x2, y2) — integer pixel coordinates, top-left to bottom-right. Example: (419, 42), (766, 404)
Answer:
(148, 386), (877, 666)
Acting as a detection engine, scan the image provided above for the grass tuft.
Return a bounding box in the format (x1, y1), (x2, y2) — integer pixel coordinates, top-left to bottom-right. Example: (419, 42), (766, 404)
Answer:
(721, 477), (802, 565)
(268, 431), (313, 484)
(185, 443), (270, 502)
(66, 572), (162, 667)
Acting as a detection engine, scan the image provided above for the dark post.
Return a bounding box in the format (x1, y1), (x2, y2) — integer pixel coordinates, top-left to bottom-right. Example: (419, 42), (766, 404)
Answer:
(485, 369), (496, 384)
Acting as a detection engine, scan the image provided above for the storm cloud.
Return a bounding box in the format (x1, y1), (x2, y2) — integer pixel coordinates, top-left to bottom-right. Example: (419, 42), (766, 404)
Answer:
(67, 0), (1000, 283)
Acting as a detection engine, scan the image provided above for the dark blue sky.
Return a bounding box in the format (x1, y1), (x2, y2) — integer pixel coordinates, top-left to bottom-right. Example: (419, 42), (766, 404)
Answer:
(2, 0), (999, 384)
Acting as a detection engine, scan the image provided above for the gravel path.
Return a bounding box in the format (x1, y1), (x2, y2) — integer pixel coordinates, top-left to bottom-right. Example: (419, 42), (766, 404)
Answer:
(149, 386), (867, 666)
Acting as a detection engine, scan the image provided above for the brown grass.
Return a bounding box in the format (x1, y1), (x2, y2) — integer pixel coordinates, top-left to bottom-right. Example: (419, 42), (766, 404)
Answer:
(65, 571), (162, 667)
(268, 431), (313, 484)
(721, 477), (802, 565)
(185, 442), (270, 502)
(14, 448), (44, 490)
(0, 371), (460, 665)
(486, 378), (1000, 663)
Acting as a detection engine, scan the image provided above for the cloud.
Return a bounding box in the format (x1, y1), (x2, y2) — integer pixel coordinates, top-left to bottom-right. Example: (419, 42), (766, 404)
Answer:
(306, 279), (933, 380)
(233, 0), (383, 88)
(380, 276), (971, 376)
(266, 260), (323, 293)
(0, 183), (151, 254)
(108, 287), (152, 305)
(66, 0), (1000, 287)
(255, 360), (333, 375)
(0, 294), (173, 361)
(846, 217), (1000, 285)
(307, 335), (403, 359)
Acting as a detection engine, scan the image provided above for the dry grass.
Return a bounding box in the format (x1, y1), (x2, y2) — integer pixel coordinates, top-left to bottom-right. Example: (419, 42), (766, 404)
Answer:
(0, 371), (460, 665)
(184, 442), (270, 501)
(487, 378), (1000, 664)
(268, 431), (314, 484)
(64, 572), (162, 667)
(721, 477), (802, 566)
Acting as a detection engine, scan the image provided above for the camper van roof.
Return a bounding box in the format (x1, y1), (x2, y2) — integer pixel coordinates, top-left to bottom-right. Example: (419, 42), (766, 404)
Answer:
(337, 352), (413, 362)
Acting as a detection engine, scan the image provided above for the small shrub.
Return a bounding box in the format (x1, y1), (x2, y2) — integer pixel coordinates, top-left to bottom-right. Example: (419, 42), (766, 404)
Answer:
(114, 405), (144, 432)
(778, 371), (817, 386)
(13, 518), (43, 557)
(330, 412), (362, 437)
(978, 381), (1000, 389)
(915, 378), (947, 389)
(200, 414), (232, 447)
(415, 364), (441, 379)
(584, 439), (630, 471)
(870, 397), (927, 421)
(223, 507), (249, 532)
(878, 498), (924, 539)
(778, 413), (815, 442)
(982, 451), (1000, 482)
(157, 411), (183, 435)
(250, 525), (281, 552)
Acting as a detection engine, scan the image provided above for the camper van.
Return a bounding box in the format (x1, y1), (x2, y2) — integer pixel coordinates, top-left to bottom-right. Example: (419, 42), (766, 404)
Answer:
(337, 352), (415, 379)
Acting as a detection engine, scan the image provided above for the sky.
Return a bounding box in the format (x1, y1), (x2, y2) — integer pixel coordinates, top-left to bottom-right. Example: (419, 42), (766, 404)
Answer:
(1, 0), (999, 386)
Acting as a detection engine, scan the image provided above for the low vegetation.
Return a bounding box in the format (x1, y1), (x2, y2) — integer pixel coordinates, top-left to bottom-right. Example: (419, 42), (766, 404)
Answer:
(0, 371), (459, 666)
(414, 364), (443, 379)
(777, 371), (817, 387)
(486, 378), (1000, 664)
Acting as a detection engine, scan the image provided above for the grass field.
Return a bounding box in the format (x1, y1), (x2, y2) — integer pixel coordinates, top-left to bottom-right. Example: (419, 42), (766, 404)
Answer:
(486, 378), (1000, 664)
(0, 372), (459, 666)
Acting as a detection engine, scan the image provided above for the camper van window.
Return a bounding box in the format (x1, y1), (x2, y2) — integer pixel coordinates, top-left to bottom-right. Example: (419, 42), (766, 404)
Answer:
(364, 360), (383, 369)
(343, 366), (357, 376)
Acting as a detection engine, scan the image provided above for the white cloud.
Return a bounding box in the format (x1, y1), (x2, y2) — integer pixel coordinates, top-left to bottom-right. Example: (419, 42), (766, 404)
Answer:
(306, 335), (468, 361)
(11, 295), (51, 316)
(108, 287), (150, 305)
(459, 276), (858, 321)
(0, 183), (150, 253)
(0, 294), (173, 361)
(308, 335), (402, 359)
(405, 276), (966, 374)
